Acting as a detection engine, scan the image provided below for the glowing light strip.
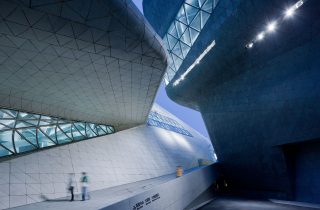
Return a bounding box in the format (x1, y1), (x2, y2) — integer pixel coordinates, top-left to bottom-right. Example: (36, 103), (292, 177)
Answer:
(246, 0), (306, 49)
(173, 40), (216, 86)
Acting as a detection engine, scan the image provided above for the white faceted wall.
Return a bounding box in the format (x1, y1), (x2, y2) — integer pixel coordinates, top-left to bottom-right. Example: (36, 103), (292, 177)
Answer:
(0, 123), (214, 209)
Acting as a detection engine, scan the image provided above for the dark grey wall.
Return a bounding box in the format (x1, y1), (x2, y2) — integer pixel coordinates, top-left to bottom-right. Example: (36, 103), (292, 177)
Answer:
(292, 140), (320, 203)
(142, 0), (184, 38)
(144, 0), (320, 201)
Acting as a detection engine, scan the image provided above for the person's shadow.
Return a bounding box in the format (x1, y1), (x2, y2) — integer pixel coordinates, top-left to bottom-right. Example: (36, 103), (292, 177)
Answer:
(40, 194), (79, 202)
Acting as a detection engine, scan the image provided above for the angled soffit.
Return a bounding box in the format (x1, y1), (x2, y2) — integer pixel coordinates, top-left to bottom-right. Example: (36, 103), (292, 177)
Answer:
(0, 0), (167, 130)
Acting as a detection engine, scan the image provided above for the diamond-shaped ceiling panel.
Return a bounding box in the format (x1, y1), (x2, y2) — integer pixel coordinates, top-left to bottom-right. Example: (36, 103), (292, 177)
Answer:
(0, 0), (167, 131)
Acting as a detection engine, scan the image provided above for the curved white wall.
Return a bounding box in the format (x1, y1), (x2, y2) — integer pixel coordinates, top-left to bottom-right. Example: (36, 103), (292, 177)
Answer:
(0, 112), (214, 209)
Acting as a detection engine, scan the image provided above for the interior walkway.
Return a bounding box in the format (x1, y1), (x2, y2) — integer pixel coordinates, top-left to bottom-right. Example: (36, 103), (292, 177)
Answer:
(8, 173), (178, 210)
(199, 197), (319, 210)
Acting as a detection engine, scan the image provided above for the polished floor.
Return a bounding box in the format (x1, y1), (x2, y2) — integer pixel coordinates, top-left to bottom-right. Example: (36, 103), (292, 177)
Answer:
(8, 173), (177, 210)
(199, 197), (318, 210)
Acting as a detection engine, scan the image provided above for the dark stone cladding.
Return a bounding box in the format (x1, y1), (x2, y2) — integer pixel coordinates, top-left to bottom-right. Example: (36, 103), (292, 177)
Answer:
(145, 0), (320, 201)
(142, 0), (185, 38)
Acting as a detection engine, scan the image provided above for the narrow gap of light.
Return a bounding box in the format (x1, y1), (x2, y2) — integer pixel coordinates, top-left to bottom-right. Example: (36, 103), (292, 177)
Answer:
(285, 7), (294, 17)
(246, 42), (253, 48)
(245, 0), (306, 49)
(267, 21), (277, 32)
(285, 0), (304, 17)
(256, 32), (265, 41)
(173, 40), (216, 86)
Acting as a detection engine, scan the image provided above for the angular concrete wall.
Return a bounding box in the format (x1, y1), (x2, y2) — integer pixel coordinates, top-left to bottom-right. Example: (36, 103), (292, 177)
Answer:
(0, 122), (213, 209)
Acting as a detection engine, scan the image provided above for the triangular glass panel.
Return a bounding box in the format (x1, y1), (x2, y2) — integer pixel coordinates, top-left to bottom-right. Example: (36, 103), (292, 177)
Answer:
(16, 121), (34, 128)
(71, 125), (85, 141)
(176, 7), (188, 24)
(175, 21), (187, 38)
(163, 35), (170, 50)
(105, 126), (111, 134)
(0, 120), (15, 128)
(180, 41), (191, 58)
(171, 42), (184, 59)
(17, 112), (40, 120)
(180, 29), (192, 46)
(0, 130), (14, 152)
(200, 10), (211, 28)
(37, 129), (56, 148)
(0, 109), (16, 118)
(109, 126), (115, 133)
(189, 27), (200, 44)
(167, 67), (176, 81)
(40, 126), (57, 143)
(184, 3), (198, 24)
(0, 145), (13, 157)
(186, 0), (201, 8)
(23, 120), (39, 126)
(0, 123), (10, 131)
(199, 0), (207, 7)
(96, 125), (106, 136)
(89, 124), (98, 135)
(14, 131), (37, 153)
(56, 127), (72, 144)
(16, 128), (38, 147)
(74, 122), (86, 136)
(38, 121), (51, 126)
(58, 124), (73, 139)
(40, 116), (52, 120)
(167, 23), (179, 39)
(85, 123), (97, 137)
(168, 54), (175, 69)
(99, 125), (108, 133)
(167, 34), (178, 50)
(40, 116), (57, 125)
(172, 53), (183, 70)
(190, 11), (201, 31)
(201, 0), (213, 13)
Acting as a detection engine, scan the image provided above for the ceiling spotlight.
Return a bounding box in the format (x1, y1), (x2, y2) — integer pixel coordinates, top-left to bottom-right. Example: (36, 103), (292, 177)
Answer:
(267, 21), (277, 32)
(246, 42), (254, 48)
(285, 7), (295, 17)
(294, 0), (304, 9)
(257, 32), (265, 41)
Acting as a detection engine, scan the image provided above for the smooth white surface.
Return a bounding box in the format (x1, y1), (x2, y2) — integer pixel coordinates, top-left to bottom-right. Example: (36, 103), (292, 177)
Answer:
(0, 122), (213, 209)
(0, 0), (167, 130)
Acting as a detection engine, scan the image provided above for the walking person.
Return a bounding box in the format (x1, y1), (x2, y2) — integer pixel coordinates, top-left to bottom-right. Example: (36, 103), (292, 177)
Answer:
(80, 172), (89, 201)
(68, 173), (75, 201)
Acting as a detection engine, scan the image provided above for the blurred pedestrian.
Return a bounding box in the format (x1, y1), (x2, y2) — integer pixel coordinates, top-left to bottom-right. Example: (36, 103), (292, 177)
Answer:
(68, 173), (75, 201)
(80, 172), (89, 201)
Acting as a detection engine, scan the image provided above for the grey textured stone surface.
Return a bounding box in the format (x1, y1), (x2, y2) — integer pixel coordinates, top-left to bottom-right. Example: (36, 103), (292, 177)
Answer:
(0, 0), (167, 130)
(0, 104), (214, 209)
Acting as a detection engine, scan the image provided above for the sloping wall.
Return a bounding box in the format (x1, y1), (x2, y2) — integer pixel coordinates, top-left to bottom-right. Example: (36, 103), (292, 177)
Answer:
(103, 164), (219, 210)
(0, 120), (214, 209)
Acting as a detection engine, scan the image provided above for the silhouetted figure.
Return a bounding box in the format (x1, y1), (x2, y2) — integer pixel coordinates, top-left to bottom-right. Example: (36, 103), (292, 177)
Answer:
(68, 173), (75, 201)
(80, 172), (89, 201)
(216, 174), (228, 194)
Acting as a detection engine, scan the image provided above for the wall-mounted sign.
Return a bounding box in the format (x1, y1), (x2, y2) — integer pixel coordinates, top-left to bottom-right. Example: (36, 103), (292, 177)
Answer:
(132, 193), (161, 210)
